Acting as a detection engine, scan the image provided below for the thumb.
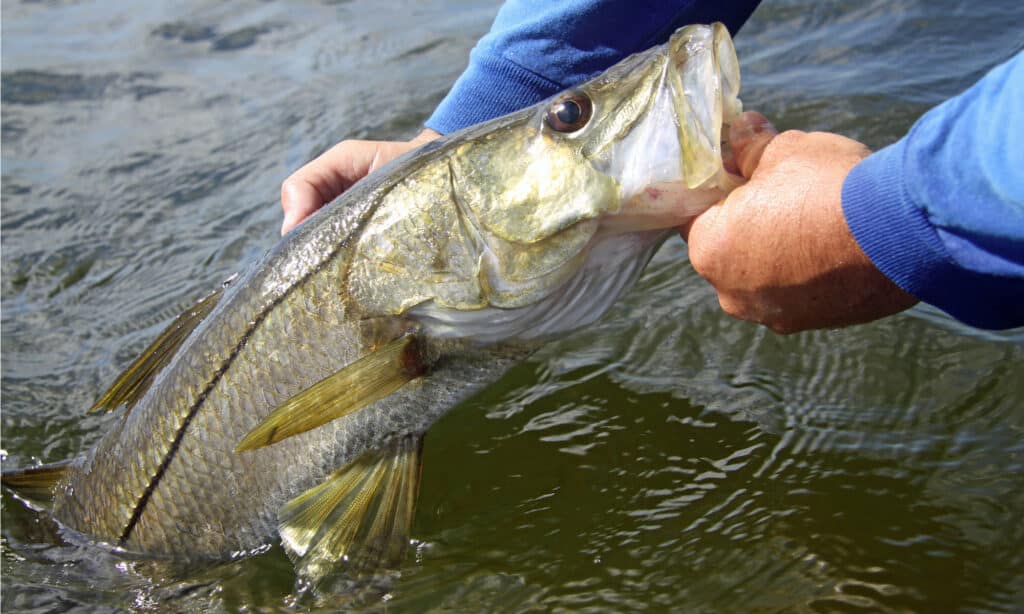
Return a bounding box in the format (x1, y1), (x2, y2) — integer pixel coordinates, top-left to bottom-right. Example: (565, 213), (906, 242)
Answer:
(728, 111), (778, 179)
(679, 112), (777, 241)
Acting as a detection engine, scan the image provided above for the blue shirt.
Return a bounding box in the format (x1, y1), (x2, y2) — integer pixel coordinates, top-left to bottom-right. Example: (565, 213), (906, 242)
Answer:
(842, 52), (1024, 330)
(425, 1), (1024, 330)
(425, 0), (761, 134)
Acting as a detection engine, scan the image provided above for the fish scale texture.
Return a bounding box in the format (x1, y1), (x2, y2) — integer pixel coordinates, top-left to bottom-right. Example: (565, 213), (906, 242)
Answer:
(43, 24), (737, 562)
(53, 205), (521, 558)
(133, 266), (360, 555)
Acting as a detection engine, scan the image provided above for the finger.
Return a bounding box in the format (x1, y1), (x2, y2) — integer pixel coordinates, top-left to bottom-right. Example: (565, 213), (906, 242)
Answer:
(292, 140), (377, 202)
(280, 140), (375, 235)
(677, 189), (727, 244)
(728, 111), (778, 179)
(280, 176), (326, 235)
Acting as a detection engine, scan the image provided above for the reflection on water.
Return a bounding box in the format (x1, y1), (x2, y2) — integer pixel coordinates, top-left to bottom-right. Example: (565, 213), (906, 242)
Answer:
(3, 0), (1023, 611)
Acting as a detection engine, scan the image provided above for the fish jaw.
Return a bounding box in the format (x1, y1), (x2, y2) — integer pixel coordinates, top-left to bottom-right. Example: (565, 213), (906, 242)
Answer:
(345, 24), (745, 343)
(592, 22), (744, 233)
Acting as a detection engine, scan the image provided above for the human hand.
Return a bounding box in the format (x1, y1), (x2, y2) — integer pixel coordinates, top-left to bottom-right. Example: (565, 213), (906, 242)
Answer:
(280, 128), (442, 235)
(679, 112), (918, 334)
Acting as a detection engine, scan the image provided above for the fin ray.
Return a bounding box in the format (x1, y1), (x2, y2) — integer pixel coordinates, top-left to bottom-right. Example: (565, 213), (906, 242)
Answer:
(88, 276), (235, 414)
(279, 434), (423, 581)
(235, 334), (425, 452)
(1, 458), (77, 510)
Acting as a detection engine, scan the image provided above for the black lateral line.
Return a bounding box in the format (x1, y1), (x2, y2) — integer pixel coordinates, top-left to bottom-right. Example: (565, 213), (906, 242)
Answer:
(117, 153), (401, 546)
(117, 306), (268, 545)
(119, 254), (345, 544)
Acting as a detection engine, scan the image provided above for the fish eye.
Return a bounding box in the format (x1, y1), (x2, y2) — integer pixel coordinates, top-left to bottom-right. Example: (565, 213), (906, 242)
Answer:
(544, 92), (593, 133)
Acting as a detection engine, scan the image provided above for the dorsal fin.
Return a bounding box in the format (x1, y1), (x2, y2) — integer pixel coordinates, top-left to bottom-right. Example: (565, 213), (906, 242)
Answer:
(279, 434), (424, 581)
(234, 334), (426, 452)
(1, 458), (77, 510)
(88, 275), (236, 415)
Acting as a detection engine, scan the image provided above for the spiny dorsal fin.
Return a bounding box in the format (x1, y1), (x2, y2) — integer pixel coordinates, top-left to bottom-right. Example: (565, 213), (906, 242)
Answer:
(1, 458), (77, 510)
(235, 335), (426, 452)
(88, 275), (236, 415)
(279, 434), (424, 581)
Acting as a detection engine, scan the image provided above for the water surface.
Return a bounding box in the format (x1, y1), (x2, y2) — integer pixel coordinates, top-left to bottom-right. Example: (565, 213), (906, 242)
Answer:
(3, 0), (1023, 611)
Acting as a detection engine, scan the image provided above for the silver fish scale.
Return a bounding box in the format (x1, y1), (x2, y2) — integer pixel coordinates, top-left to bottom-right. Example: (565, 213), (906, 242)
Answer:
(52, 181), (377, 554)
(128, 266), (360, 556)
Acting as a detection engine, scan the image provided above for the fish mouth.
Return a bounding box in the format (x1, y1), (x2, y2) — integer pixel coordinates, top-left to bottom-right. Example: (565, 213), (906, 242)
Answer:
(664, 21), (743, 190)
(597, 23), (744, 235)
(360, 25), (747, 344)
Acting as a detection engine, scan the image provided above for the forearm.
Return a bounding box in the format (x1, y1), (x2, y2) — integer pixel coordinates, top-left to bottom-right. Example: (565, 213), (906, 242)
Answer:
(842, 52), (1024, 329)
(426, 0), (762, 134)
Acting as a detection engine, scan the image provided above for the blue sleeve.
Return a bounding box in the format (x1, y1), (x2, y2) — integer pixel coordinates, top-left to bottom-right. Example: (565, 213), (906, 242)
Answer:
(842, 52), (1024, 330)
(425, 0), (762, 134)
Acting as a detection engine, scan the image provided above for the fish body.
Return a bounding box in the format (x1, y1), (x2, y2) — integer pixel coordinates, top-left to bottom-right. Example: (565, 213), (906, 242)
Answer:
(4, 23), (743, 580)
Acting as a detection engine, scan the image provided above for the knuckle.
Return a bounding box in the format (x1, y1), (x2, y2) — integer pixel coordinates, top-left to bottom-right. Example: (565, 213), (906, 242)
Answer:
(685, 230), (725, 282)
(766, 320), (796, 335)
(717, 294), (746, 320)
(281, 174), (309, 199)
(280, 176), (298, 203)
(771, 130), (807, 149)
(689, 251), (723, 287)
(687, 247), (712, 279)
(281, 175), (299, 193)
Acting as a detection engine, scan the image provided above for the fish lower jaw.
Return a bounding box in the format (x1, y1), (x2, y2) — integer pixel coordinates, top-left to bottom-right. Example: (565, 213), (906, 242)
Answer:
(600, 183), (726, 235)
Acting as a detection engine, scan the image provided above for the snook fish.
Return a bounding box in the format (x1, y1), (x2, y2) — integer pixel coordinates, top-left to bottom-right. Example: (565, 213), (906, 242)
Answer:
(3, 23), (743, 582)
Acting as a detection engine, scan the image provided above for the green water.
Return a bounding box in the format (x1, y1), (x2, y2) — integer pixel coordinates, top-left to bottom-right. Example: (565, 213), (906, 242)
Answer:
(2, 0), (1023, 611)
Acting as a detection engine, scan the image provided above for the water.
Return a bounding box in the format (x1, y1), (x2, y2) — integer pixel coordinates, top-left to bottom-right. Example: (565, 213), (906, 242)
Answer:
(2, 0), (1023, 611)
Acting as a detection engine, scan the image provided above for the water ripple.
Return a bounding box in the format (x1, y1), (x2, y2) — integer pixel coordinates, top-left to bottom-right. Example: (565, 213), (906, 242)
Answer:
(3, 0), (1024, 611)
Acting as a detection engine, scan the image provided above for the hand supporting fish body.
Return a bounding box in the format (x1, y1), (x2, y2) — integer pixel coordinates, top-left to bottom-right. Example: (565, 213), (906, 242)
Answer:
(3, 23), (743, 583)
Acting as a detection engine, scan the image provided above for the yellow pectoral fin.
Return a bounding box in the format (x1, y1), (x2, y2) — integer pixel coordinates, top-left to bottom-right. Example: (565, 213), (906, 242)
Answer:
(88, 275), (236, 415)
(234, 335), (426, 453)
(279, 434), (424, 581)
(1, 458), (77, 510)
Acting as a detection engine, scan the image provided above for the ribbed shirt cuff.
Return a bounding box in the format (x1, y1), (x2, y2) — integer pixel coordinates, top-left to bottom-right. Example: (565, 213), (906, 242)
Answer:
(842, 141), (1020, 329)
(424, 54), (563, 135)
(842, 141), (942, 296)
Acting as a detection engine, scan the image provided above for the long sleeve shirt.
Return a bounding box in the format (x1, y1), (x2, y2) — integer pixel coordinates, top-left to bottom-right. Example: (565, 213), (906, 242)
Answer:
(424, 1), (1024, 330)
(425, 0), (762, 134)
(842, 52), (1024, 330)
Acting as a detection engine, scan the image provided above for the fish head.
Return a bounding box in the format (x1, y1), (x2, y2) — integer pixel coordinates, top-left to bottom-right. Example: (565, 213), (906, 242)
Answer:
(350, 24), (743, 341)
(449, 22), (742, 244)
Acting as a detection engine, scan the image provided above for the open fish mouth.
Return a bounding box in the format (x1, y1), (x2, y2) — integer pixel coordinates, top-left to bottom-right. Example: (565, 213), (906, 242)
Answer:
(403, 23), (745, 342)
(597, 22), (743, 232)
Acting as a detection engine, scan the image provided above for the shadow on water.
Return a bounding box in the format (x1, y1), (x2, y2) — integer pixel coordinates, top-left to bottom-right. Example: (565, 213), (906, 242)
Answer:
(3, 0), (1024, 611)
